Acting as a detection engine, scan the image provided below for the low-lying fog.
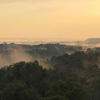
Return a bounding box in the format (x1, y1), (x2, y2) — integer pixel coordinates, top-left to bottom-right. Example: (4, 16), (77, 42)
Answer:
(0, 47), (33, 68)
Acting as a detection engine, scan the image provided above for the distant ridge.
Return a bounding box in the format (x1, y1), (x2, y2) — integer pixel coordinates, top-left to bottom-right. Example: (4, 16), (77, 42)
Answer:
(85, 38), (100, 41)
(85, 38), (100, 44)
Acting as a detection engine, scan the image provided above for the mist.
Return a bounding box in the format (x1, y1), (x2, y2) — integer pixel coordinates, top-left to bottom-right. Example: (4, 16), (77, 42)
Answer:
(0, 47), (33, 68)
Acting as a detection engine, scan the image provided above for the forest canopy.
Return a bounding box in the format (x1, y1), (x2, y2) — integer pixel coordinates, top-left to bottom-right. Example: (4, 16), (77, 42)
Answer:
(0, 51), (100, 100)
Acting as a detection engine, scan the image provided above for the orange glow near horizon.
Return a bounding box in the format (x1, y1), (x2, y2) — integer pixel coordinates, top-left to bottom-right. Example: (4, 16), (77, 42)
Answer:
(0, 0), (100, 39)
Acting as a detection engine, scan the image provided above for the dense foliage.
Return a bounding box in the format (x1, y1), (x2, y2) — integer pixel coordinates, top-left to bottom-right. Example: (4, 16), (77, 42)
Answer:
(0, 43), (82, 59)
(0, 51), (100, 100)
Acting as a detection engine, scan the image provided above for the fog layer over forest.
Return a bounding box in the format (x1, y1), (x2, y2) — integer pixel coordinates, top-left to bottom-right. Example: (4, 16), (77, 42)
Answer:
(0, 47), (33, 67)
(0, 43), (100, 99)
(0, 43), (84, 68)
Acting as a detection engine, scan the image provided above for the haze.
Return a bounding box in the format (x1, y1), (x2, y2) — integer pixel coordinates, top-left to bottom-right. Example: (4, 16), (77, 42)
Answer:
(0, 0), (100, 39)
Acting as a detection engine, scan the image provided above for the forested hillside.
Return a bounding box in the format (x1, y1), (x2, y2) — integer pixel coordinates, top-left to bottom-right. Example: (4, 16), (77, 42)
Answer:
(0, 43), (82, 58)
(0, 51), (100, 100)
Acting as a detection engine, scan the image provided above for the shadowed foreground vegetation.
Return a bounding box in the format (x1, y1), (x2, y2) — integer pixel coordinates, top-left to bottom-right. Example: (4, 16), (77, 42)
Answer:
(0, 52), (100, 100)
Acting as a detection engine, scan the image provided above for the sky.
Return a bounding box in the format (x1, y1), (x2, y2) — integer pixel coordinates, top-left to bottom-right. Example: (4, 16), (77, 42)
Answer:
(0, 0), (100, 40)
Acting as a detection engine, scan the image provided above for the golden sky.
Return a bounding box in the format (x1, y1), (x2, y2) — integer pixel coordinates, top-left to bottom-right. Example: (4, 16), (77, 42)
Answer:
(0, 0), (100, 39)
